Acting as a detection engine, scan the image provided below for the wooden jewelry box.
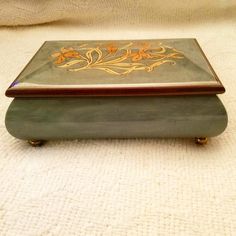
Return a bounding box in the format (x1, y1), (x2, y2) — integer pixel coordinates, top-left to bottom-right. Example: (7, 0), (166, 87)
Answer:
(5, 39), (227, 146)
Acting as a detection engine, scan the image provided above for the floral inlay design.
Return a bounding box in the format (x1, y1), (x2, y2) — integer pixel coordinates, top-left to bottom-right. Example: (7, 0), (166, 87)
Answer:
(51, 42), (184, 75)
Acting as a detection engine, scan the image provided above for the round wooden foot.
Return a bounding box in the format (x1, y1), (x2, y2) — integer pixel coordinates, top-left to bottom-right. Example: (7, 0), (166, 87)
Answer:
(28, 140), (45, 147)
(195, 137), (208, 145)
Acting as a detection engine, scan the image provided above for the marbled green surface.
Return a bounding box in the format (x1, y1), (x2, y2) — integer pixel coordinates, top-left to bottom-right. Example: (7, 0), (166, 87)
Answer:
(5, 95), (227, 140)
(8, 39), (220, 91)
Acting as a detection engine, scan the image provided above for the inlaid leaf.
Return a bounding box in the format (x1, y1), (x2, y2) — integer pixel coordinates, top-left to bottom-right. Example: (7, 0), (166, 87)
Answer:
(58, 60), (84, 68)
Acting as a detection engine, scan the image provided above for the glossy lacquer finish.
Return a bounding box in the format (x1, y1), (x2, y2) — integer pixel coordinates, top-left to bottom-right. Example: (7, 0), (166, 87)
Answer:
(5, 95), (227, 140)
(6, 39), (225, 97)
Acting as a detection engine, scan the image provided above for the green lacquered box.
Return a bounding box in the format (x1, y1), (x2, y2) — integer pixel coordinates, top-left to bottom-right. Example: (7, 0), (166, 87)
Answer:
(5, 39), (227, 146)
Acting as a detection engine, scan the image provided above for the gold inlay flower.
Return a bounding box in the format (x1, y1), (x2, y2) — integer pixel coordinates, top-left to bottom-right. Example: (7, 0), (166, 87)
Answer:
(51, 42), (184, 75)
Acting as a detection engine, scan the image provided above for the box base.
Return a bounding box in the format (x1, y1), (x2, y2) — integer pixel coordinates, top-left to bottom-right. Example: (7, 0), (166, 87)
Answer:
(26, 137), (209, 147)
(5, 95), (228, 143)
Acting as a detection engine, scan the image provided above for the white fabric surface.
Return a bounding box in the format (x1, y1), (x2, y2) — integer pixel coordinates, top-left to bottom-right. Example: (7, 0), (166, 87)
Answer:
(0, 2), (236, 235)
(0, 0), (235, 26)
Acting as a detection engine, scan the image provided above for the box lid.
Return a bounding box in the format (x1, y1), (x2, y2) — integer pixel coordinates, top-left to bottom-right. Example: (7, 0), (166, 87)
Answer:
(5, 39), (225, 97)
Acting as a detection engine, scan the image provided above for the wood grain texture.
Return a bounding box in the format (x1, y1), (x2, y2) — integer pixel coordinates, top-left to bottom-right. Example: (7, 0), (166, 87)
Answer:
(5, 96), (228, 140)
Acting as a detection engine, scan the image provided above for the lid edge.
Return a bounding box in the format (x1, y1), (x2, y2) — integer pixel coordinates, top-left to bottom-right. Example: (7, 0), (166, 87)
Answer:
(6, 84), (225, 98)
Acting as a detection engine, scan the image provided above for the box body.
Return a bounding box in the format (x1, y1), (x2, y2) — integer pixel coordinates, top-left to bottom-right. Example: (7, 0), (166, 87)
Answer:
(6, 96), (227, 140)
(5, 39), (228, 142)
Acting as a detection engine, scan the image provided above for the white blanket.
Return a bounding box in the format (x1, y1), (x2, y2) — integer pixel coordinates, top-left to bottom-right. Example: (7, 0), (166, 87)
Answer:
(0, 0), (235, 26)
(0, 1), (236, 235)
